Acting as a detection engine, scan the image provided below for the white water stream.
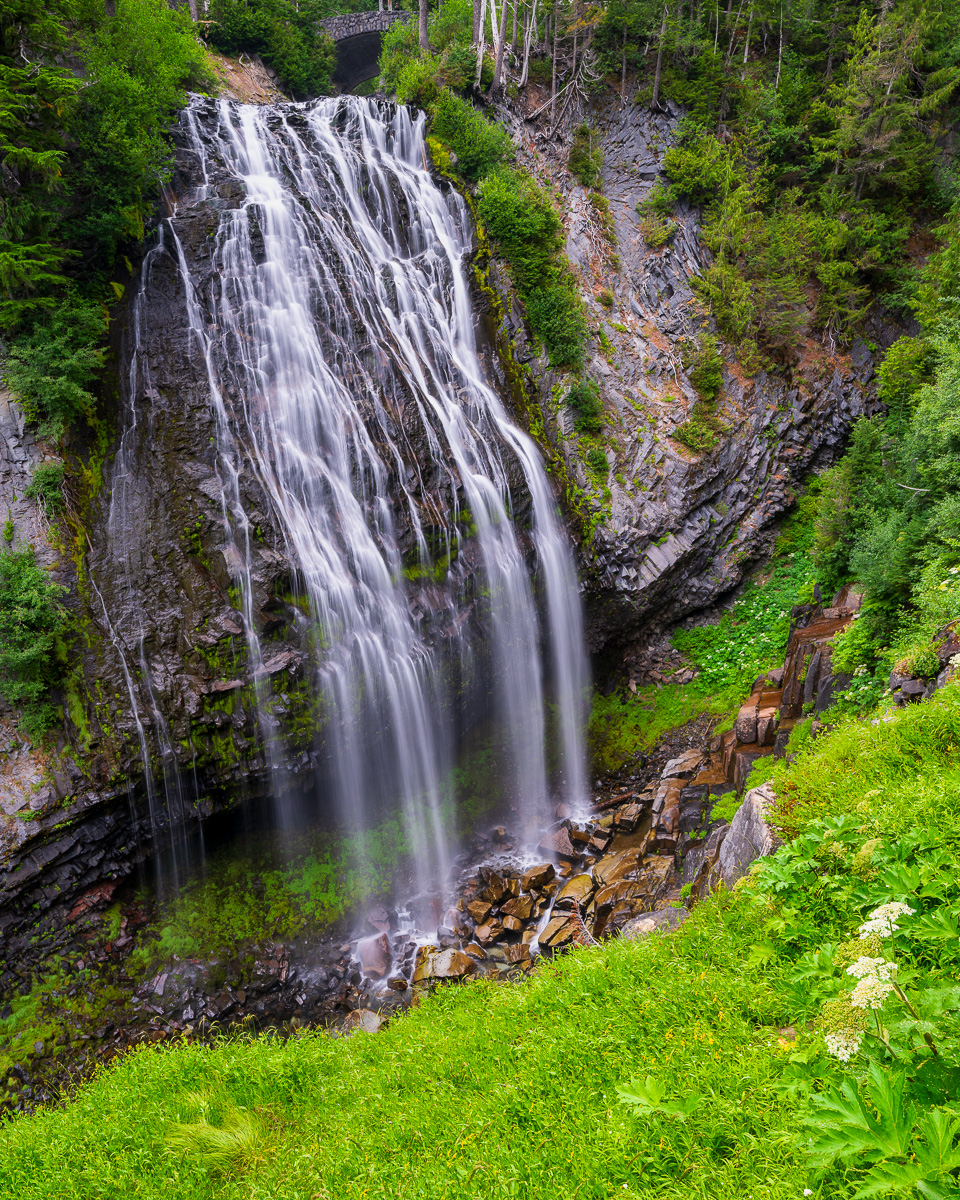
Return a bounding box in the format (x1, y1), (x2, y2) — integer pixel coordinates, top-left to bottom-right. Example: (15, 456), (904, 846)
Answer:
(108, 96), (587, 891)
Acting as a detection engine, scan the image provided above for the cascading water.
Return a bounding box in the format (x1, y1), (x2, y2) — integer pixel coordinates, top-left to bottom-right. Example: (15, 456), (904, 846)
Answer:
(105, 94), (587, 896)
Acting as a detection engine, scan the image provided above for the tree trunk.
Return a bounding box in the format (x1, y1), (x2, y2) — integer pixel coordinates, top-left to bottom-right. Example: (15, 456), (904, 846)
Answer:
(774, 0), (784, 89)
(741, 4), (753, 75)
(650, 2), (668, 110)
(473, 0), (482, 43)
(475, 0), (488, 88)
(419, 0), (429, 52)
(724, 0), (745, 65)
(490, 0), (511, 96)
(620, 28), (628, 104)
(520, 0), (537, 85)
(550, 0), (559, 120)
(512, 0), (519, 56)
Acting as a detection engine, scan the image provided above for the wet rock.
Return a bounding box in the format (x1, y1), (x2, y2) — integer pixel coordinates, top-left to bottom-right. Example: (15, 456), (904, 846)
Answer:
(593, 846), (643, 888)
(500, 895), (535, 921)
(473, 920), (505, 945)
(357, 934), (391, 980)
(342, 1009), (383, 1034)
(411, 946), (476, 983)
(620, 906), (689, 940)
(466, 899), (493, 923)
(365, 905), (392, 934)
(538, 915), (579, 950)
(538, 827), (578, 860)
(715, 782), (779, 887)
(501, 915), (524, 933)
(503, 943), (531, 964)
(555, 874), (595, 908)
(463, 942), (486, 960)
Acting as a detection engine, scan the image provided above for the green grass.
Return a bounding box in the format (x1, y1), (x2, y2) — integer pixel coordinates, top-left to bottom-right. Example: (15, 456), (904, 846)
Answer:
(0, 894), (804, 1199)
(589, 546), (816, 774)
(5, 644), (960, 1200)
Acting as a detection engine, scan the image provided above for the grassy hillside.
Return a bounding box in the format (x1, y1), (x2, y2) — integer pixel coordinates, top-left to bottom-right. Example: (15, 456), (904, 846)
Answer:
(3, 679), (960, 1198)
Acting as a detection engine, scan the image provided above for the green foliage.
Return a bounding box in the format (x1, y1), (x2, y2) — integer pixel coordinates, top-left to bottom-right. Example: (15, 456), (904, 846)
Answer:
(568, 122), (603, 188)
(477, 169), (564, 290)
(24, 462), (66, 513)
(0, 888), (809, 1199)
(205, 0), (334, 99)
(683, 331), (724, 402)
(430, 92), (512, 181)
(525, 283), (588, 368)
(637, 209), (677, 247)
(590, 539), (816, 773)
(5, 296), (107, 440)
(586, 443), (607, 475)
(565, 378), (603, 434)
(671, 401), (726, 454)
(0, 0), (215, 448)
(0, 547), (68, 737)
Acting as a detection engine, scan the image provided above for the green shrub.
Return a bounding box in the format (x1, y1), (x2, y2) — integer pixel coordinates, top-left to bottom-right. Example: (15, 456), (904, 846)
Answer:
(831, 615), (879, 674)
(0, 548), (68, 737)
(24, 463), (65, 513)
(683, 332), (724, 402)
(589, 193), (616, 246)
(5, 297), (107, 441)
(671, 401), (727, 454)
(395, 56), (441, 107)
(526, 284), (587, 368)
(637, 210), (677, 247)
(431, 91), (512, 181)
(586, 443), (607, 475)
(477, 169), (563, 290)
(566, 379), (603, 434)
(568, 122), (602, 188)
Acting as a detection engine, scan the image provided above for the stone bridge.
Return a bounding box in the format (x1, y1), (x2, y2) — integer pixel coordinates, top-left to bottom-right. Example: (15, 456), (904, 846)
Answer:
(321, 10), (410, 93)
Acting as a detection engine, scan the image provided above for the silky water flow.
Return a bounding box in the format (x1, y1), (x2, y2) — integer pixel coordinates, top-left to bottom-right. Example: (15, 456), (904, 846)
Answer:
(102, 95), (588, 915)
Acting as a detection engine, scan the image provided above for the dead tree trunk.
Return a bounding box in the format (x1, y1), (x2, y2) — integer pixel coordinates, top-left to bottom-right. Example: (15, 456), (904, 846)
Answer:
(650, 2), (668, 110)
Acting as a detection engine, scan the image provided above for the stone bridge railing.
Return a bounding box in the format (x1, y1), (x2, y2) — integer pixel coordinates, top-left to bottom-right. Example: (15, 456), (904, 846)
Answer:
(321, 9), (410, 43)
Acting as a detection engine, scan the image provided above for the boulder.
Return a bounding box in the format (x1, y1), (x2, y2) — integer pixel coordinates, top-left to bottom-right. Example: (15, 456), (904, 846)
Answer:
(538, 827), (578, 860)
(521, 863), (556, 891)
(621, 906), (689, 940)
(715, 782), (779, 887)
(474, 920), (505, 945)
(356, 933), (391, 979)
(593, 846), (643, 887)
(466, 899), (493, 924)
(501, 895), (535, 921)
(342, 1009), (384, 1034)
(411, 946), (476, 984)
(538, 915), (578, 949)
(555, 873), (595, 908)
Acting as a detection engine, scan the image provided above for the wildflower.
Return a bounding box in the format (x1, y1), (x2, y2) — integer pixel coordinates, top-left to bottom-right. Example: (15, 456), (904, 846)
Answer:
(824, 1030), (862, 1061)
(850, 976), (894, 1009)
(804, 1190), (814, 1196)
(846, 956), (896, 981)
(858, 902), (914, 939)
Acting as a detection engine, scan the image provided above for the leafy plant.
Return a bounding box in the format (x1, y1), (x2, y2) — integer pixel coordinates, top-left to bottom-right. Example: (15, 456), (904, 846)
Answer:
(0, 547), (68, 737)
(566, 379), (603, 434)
(568, 122), (602, 188)
(24, 463), (66, 514)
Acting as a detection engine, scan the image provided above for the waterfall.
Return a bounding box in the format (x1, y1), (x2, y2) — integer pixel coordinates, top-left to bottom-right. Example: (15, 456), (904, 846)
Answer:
(108, 94), (587, 891)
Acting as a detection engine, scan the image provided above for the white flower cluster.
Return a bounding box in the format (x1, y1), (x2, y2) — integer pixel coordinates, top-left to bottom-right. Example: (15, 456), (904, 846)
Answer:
(846, 956), (896, 981)
(850, 976), (894, 1009)
(825, 1030), (862, 1061)
(858, 901), (915, 939)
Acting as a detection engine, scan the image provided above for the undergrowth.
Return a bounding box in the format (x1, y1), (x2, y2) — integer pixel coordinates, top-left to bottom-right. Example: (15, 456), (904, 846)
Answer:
(589, 532), (816, 774)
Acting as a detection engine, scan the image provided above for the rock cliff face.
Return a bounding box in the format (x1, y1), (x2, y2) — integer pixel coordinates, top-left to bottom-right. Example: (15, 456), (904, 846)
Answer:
(483, 94), (890, 659)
